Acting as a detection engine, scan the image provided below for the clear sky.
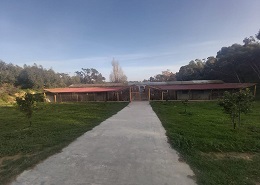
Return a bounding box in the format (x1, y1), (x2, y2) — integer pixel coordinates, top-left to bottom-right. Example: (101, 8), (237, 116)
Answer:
(1, 0), (260, 81)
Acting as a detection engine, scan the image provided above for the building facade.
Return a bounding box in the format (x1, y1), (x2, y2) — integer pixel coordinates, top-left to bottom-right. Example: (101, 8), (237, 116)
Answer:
(44, 81), (257, 102)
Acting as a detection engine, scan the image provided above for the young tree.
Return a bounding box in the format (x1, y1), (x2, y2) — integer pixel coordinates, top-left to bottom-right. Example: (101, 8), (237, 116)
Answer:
(182, 99), (189, 114)
(219, 89), (254, 129)
(109, 59), (127, 83)
(16, 93), (36, 126)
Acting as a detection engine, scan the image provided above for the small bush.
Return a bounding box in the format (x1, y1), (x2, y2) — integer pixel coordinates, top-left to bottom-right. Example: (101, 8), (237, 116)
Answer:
(16, 93), (36, 126)
(219, 89), (254, 129)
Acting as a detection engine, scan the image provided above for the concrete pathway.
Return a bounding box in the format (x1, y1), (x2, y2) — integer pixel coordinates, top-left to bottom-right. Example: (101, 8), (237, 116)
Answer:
(12, 102), (196, 185)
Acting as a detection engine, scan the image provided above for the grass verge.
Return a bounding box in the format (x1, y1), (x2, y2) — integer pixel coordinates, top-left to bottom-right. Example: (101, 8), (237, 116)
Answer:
(0, 102), (128, 184)
(151, 101), (260, 185)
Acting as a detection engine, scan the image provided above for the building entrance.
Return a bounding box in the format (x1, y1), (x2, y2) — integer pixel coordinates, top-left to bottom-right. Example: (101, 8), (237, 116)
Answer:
(130, 85), (149, 101)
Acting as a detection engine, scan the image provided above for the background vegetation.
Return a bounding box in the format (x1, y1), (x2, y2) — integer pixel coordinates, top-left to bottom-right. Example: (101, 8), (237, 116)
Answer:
(145, 30), (260, 84)
(0, 102), (127, 184)
(151, 101), (260, 185)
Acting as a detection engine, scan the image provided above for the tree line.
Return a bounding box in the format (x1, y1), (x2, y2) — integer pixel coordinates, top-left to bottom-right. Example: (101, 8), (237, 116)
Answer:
(0, 62), (81, 89)
(0, 59), (127, 90)
(1, 30), (259, 90)
(145, 30), (260, 83)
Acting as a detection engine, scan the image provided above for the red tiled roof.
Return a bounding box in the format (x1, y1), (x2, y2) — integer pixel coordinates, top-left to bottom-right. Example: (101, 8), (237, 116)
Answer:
(149, 83), (256, 90)
(44, 87), (129, 93)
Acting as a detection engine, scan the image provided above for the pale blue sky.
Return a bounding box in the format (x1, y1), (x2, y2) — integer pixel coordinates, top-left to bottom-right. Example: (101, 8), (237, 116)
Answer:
(1, 0), (260, 81)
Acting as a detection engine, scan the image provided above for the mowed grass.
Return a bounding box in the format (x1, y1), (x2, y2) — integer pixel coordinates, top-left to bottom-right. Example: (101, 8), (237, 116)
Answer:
(0, 102), (128, 184)
(151, 101), (260, 185)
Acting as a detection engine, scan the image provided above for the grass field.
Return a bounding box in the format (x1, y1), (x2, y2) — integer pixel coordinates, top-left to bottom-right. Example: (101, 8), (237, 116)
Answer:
(0, 102), (128, 184)
(151, 101), (260, 185)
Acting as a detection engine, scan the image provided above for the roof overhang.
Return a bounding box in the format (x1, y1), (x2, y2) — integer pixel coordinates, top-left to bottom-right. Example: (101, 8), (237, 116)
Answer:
(148, 83), (256, 91)
(44, 87), (129, 93)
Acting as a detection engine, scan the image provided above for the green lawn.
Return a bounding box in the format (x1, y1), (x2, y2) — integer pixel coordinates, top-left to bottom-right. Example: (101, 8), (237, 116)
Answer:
(151, 101), (260, 185)
(0, 102), (128, 184)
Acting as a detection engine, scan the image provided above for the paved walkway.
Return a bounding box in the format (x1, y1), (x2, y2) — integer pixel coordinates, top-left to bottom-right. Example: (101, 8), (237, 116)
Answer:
(12, 102), (196, 185)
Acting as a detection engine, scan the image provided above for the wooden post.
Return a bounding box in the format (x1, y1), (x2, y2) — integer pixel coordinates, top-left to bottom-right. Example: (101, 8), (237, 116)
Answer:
(161, 91), (164, 101)
(77, 94), (79, 102)
(117, 92), (119, 101)
(54, 94), (57, 103)
(148, 88), (151, 101)
(129, 87), (132, 102)
(43, 92), (46, 102)
(254, 85), (257, 97)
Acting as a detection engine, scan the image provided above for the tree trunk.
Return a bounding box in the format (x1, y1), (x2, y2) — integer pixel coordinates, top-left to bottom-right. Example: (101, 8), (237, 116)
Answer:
(238, 110), (241, 126)
(232, 113), (236, 129)
(233, 69), (241, 83)
(249, 61), (260, 80)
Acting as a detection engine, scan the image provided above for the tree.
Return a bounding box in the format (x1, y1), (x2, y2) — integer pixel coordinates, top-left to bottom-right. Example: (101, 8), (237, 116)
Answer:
(219, 89), (254, 129)
(243, 36), (256, 45)
(16, 93), (36, 126)
(59, 73), (80, 86)
(0, 60), (22, 85)
(256, 30), (260, 40)
(176, 59), (205, 81)
(215, 43), (260, 82)
(145, 69), (176, 82)
(201, 57), (218, 80)
(182, 99), (189, 114)
(75, 68), (105, 84)
(16, 64), (67, 89)
(174, 30), (260, 83)
(109, 59), (127, 83)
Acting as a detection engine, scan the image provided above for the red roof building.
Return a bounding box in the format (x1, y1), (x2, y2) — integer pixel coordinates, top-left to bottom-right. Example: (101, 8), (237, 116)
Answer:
(147, 83), (256, 101)
(44, 86), (130, 102)
(44, 81), (257, 102)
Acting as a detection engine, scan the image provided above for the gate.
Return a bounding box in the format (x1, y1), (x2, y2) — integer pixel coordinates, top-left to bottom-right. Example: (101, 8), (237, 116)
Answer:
(130, 85), (148, 101)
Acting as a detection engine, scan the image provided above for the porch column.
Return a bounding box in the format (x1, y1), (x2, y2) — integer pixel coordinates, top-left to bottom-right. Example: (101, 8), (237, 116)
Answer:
(161, 91), (164, 100)
(129, 87), (132, 102)
(117, 92), (119, 101)
(54, 94), (57, 103)
(148, 88), (151, 101)
(254, 85), (257, 97)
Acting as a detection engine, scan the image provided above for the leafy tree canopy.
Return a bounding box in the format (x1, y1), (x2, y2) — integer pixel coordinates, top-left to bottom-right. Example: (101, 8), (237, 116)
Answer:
(175, 29), (260, 83)
(75, 68), (105, 84)
(219, 89), (254, 129)
(144, 69), (176, 82)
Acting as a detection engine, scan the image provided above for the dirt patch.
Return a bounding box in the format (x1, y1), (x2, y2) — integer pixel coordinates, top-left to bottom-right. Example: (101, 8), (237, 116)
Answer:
(201, 152), (255, 160)
(0, 154), (22, 166)
(178, 156), (185, 162)
(187, 175), (196, 181)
